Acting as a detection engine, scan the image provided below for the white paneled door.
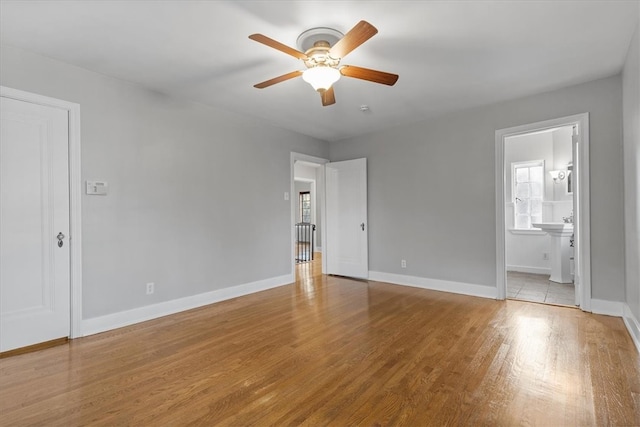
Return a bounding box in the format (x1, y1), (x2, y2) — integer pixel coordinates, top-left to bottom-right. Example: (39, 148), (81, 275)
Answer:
(325, 158), (368, 279)
(1, 96), (70, 352)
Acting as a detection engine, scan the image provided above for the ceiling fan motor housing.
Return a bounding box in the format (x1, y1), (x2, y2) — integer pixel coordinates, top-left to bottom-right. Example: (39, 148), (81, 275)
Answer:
(304, 40), (341, 69)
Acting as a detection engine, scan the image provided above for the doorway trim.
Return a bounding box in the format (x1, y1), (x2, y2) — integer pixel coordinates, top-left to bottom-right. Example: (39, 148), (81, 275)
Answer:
(495, 113), (591, 311)
(291, 152), (328, 277)
(1, 86), (83, 337)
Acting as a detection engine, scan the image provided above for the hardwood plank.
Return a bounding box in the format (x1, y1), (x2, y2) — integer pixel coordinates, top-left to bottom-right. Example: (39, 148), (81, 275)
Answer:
(1, 259), (638, 425)
(0, 337), (68, 359)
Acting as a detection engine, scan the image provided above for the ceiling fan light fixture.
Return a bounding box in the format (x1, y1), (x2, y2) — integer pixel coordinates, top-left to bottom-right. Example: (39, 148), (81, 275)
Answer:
(249, 21), (397, 106)
(302, 66), (341, 92)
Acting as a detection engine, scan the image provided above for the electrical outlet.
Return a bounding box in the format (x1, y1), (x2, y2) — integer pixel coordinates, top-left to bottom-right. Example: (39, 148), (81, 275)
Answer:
(543, 253), (549, 261)
(401, 259), (407, 268)
(146, 282), (154, 295)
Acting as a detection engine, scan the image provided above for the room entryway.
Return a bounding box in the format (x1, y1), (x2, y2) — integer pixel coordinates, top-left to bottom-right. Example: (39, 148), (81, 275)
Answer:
(504, 125), (576, 307)
(495, 113), (591, 310)
(291, 154), (326, 280)
(290, 153), (369, 282)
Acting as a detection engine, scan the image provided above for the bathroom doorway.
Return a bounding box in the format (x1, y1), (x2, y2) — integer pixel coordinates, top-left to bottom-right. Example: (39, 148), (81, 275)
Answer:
(505, 127), (574, 306)
(495, 114), (591, 310)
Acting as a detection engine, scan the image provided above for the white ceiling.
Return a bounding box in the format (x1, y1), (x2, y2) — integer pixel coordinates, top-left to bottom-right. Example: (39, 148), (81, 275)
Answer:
(1, 1), (638, 142)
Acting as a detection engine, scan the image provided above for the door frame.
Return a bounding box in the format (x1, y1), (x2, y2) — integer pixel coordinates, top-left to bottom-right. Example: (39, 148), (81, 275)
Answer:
(495, 113), (591, 311)
(290, 152), (328, 276)
(1, 86), (83, 337)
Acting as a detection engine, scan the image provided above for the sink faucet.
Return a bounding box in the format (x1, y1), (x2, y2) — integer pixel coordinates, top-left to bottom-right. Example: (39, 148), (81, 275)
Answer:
(563, 211), (573, 223)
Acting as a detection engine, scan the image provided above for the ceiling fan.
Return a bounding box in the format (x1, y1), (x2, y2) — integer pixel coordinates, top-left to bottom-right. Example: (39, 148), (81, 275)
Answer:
(249, 20), (398, 106)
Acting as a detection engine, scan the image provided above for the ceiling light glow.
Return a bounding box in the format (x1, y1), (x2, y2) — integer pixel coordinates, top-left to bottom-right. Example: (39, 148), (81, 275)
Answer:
(302, 66), (340, 92)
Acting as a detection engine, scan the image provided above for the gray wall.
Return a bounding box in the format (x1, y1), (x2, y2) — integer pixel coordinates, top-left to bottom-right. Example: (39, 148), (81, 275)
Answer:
(623, 15), (640, 319)
(330, 75), (625, 302)
(1, 39), (633, 320)
(0, 45), (329, 319)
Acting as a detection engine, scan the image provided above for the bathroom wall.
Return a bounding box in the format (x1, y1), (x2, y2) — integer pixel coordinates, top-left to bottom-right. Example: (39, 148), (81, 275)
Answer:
(504, 127), (573, 274)
(504, 131), (552, 273)
(549, 127), (574, 222)
(552, 127), (573, 203)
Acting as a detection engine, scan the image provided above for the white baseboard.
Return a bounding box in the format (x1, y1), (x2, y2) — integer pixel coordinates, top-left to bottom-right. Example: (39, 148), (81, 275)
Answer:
(82, 273), (294, 337)
(507, 265), (551, 275)
(623, 304), (640, 354)
(314, 246), (322, 253)
(590, 299), (625, 317)
(368, 271), (497, 300)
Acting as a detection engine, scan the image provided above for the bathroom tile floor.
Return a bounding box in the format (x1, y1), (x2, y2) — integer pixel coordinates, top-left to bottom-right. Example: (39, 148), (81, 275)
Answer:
(507, 271), (576, 307)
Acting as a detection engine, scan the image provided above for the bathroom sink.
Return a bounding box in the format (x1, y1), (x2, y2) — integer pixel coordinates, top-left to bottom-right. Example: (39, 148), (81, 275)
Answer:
(532, 222), (573, 234)
(532, 222), (574, 283)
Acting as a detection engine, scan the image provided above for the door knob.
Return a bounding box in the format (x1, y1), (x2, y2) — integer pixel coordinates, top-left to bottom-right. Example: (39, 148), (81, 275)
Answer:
(360, 223), (365, 231)
(57, 232), (65, 248)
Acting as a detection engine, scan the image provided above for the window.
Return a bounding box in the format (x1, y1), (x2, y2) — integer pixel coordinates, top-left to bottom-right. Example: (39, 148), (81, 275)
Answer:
(512, 161), (543, 229)
(299, 191), (311, 223)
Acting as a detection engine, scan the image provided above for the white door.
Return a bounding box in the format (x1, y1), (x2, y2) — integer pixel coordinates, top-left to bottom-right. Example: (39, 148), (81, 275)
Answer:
(0, 96), (70, 352)
(325, 158), (368, 278)
(572, 125), (581, 307)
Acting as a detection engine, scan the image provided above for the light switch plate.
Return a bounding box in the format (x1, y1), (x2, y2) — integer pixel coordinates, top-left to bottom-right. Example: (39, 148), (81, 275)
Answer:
(86, 180), (108, 195)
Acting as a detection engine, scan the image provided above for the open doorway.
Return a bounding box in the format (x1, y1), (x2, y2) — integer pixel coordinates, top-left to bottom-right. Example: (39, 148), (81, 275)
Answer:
(504, 126), (575, 306)
(294, 182), (315, 263)
(496, 113), (591, 311)
(291, 153), (328, 281)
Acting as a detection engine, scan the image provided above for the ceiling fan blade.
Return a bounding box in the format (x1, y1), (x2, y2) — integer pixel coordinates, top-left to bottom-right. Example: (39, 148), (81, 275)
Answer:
(329, 21), (378, 59)
(254, 70), (303, 89)
(321, 87), (336, 106)
(249, 34), (308, 60)
(340, 65), (399, 86)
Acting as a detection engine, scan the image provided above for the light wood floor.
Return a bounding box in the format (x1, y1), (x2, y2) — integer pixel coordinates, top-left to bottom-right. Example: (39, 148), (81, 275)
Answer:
(1, 256), (639, 426)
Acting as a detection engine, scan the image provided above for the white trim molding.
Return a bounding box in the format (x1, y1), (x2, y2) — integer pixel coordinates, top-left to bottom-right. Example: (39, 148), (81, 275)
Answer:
(82, 273), (293, 337)
(368, 271), (498, 300)
(495, 113), (591, 311)
(623, 304), (640, 354)
(591, 299), (624, 317)
(1, 86), (83, 339)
